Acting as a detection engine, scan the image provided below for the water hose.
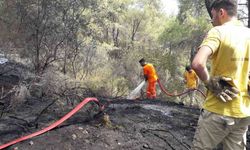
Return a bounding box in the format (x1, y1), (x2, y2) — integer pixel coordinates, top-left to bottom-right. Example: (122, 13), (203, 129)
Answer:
(0, 97), (104, 150)
(157, 79), (206, 98)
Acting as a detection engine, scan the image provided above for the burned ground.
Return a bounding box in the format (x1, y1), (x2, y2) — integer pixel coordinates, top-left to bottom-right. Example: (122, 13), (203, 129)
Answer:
(2, 97), (250, 150)
(0, 65), (250, 150)
(0, 98), (200, 150)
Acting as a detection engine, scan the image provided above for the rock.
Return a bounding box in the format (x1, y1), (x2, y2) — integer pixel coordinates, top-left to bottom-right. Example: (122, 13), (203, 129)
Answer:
(29, 141), (34, 145)
(82, 130), (88, 134)
(143, 144), (150, 149)
(84, 139), (90, 143)
(72, 134), (77, 140)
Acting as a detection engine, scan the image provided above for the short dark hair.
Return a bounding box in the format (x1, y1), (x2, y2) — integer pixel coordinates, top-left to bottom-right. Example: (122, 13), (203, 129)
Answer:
(185, 65), (191, 71)
(211, 0), (237, 16)
(139, 58), (145, 63)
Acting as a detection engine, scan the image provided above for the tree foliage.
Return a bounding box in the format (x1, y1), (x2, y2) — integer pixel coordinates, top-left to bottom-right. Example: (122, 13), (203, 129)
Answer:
(0, 0), (249, 99)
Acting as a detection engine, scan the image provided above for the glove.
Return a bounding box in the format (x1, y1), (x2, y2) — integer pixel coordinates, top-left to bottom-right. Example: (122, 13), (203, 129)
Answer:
(204, 76), (239, 102)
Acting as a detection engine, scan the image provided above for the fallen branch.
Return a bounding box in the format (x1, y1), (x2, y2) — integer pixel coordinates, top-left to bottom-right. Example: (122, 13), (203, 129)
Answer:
(8, 116), (32, 132)
(32, 99), (58, 128)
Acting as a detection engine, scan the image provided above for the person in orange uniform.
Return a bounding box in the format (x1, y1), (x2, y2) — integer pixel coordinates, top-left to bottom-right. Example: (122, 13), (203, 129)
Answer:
(139, 58), (158, 99)
(183, 65), (199, 106)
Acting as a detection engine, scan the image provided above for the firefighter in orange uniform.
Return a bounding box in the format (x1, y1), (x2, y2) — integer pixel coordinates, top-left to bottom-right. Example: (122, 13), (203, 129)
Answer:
(139, 58), (158, 99)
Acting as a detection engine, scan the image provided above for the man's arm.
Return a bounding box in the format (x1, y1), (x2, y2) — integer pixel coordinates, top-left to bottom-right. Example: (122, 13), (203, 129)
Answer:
(191, 46), (212, 82)
(192, 46), (239, 102)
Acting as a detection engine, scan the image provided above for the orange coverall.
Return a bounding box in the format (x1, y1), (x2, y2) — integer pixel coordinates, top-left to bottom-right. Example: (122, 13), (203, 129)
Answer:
(143, 63), (158, 99)
(184, 69), (198, 89)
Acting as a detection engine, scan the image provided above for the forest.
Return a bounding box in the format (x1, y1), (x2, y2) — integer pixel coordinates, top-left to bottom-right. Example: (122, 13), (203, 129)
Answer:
(0, 0), (250, 149)
(0, 0), (249, 100)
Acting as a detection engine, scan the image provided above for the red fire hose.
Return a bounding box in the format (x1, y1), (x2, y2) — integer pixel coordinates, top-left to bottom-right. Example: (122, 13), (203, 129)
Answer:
(0, 97), (104, 150)
(157, 79), (206, 98)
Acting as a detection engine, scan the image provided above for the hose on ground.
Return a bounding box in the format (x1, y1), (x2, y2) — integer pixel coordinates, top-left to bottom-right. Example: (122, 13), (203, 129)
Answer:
(0, 97), (104, 150)
(157, 79), (206, 98)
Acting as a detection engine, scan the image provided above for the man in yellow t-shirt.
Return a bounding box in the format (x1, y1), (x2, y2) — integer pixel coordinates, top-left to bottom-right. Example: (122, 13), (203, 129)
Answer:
(191, 0), (250, 149)
(139, 58), (158, 99)
(183, 65), (199, 106)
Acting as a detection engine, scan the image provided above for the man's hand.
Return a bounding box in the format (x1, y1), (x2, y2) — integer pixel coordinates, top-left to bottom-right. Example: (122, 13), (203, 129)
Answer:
(204, 76), (239, 102)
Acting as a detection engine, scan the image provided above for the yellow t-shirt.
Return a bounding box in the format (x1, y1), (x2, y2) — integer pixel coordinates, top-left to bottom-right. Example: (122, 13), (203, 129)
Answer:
(200, 20), (250, 118)
(143, 63), (158, 82)
(184, 70), (198, 89)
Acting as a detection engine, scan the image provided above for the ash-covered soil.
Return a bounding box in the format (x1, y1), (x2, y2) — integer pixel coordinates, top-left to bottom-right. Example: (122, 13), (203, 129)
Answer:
(0, 97), (201, 150)
(2, 97), (247, 150)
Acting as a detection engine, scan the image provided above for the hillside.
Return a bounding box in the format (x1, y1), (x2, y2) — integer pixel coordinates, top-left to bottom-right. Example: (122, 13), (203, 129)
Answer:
(0, 61), (249, 150)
